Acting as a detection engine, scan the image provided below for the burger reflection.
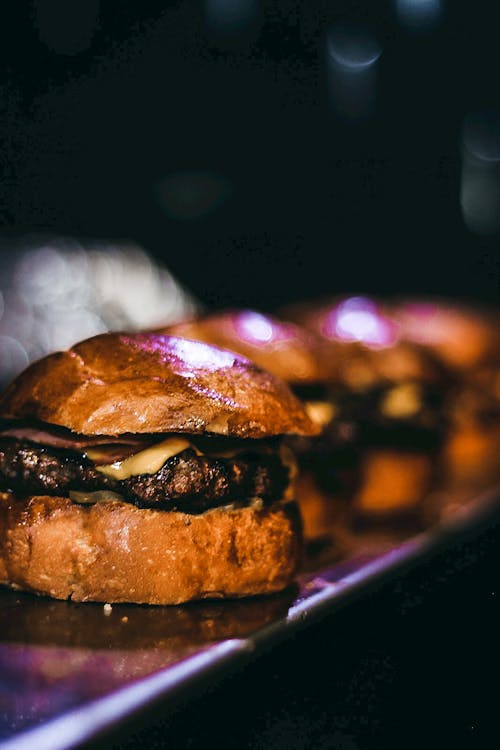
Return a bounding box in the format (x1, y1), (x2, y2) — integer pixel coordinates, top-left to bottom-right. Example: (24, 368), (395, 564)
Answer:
(0, 586), (296, 650)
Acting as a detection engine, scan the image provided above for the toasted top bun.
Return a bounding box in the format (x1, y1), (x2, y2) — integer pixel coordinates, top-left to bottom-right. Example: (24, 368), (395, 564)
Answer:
(281, 296), (448, 388)
(282, 295), (400, 351)
(162, 310), (335, 385)
(386, 297), (500, 371)
(0, 332), (319, 438)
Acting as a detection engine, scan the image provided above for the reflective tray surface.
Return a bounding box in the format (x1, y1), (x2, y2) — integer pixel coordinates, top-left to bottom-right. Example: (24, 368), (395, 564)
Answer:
(1, 452), (499, 750)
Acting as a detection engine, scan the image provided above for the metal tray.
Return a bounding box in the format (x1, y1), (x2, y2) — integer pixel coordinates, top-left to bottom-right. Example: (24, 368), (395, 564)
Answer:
(1, 438), (499, 750)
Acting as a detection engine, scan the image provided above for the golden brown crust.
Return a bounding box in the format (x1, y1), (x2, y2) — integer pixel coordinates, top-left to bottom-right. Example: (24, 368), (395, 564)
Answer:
(0, 333), (319, 438)
(281, 297), (447, 388)
(0, 495), (302, 604)
(388, 297), (500, 371)
(163, 310), (335, 385)
(335, 341), (446, 391)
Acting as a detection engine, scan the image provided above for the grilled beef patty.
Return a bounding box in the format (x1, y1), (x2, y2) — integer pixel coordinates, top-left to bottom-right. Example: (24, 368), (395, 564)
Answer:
(0, 439), (289, 513)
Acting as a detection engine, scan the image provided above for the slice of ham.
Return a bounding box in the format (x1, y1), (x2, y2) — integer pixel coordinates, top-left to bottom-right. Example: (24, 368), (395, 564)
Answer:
(0, 424), (157, 462)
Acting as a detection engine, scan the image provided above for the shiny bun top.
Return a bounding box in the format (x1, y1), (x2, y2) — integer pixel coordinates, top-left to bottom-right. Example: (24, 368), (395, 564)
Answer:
(0, 332), (320, 438)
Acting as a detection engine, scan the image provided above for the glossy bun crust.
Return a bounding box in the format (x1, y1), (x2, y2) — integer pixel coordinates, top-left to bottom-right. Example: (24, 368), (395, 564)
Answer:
(0, 333), (319, 438)
(0, 494), (302, 604)
(164, 310), (334, 385)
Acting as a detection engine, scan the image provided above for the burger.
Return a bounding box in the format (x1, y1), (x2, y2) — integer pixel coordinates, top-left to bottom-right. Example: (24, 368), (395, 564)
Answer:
(384, 298), (500, 486)
(0, 332), (318, 604)
(282, 295), (452, 522)
(164, 310), (358, 541)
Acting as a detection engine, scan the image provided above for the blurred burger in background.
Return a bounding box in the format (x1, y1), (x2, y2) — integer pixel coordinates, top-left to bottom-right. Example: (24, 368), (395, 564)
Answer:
(387, 298), (500, 485)
(282, 295), (452, 524)
(386, 297), (499, 373)
(164, 309), (359, 542)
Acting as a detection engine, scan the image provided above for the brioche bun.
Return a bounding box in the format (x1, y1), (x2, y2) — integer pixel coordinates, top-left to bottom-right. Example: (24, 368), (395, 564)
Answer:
(0, 494), (302, 604)
(281, 296), (448, 389)
(0, 332), (319, 438)
(163, 310), (334, 385)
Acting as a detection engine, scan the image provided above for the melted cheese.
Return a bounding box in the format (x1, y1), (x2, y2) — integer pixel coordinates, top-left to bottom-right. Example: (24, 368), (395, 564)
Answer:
(94, 437), (192, 480)
(92, 435), (289, 482)
(304, 400), (336, 426)
(380, 383), (422, 419)
(205, 414), (229, 434)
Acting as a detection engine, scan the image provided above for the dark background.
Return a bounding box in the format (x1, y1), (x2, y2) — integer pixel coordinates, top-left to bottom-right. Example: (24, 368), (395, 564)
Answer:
(1, 2), (499, 748)
(1, 0), (500, 310)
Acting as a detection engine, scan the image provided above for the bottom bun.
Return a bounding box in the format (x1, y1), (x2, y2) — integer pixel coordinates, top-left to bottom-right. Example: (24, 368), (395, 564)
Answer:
(0, 494), (302, 605)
